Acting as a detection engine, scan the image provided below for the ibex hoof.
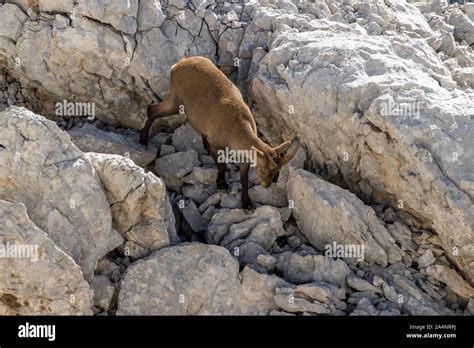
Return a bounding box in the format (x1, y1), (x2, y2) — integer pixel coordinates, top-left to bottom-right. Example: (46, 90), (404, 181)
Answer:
(216, 180), (228, 190)
(242, 199), (254, 211)
(138, 136), (148, 147)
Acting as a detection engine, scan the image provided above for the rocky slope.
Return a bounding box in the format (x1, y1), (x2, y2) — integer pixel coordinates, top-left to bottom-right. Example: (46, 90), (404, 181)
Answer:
(0, 0), (473, 316)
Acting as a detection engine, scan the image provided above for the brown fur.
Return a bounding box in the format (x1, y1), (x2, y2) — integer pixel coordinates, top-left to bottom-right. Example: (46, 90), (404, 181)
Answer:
(140, 56), (299, 209)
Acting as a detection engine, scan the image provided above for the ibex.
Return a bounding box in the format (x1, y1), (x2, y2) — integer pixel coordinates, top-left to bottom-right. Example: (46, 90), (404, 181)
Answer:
(139, 56), (299, 210)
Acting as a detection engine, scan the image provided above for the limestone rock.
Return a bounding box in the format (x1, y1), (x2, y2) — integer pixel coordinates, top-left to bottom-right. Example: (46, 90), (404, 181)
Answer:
(275, 252), (351, 286)
(0, 199), (93, 315)
(287, 169), (404, 266)
(86, 153), (178, 254)
(91, 275), (115, 312)
(0, 107), (121, 280)
(117, 243), (287, 315)
(250, 27), (474, 282)
(425, 264), (474, 299)
(155, 150), (200, 191)
(68, 123), (157, 167)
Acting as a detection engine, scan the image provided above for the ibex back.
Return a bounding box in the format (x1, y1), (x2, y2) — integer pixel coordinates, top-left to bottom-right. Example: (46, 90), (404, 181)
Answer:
(140, 56), (299, 209)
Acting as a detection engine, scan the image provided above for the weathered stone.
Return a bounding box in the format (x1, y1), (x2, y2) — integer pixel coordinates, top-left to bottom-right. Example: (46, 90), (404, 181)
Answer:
(183, 167), (218, 185)
(137, 0), (165, 31)
(347, 275), (383, 294)
(182, 200), (206, 233)
(0, 199), (93, 315)
(249, 23), (474, 283)
(86, 153), (178, 251)
(118, 243), (287, 315)
(0, 107), (121, 280)
(287, 169), (403, 266)
(91, 275), (115, 311)
(0, 4), (27, 41)
(155, 150), (200, 191)
(415, 249), (436, 268)
(172, 124), (207, 154)
(275, 252), (351, 286)
(248, 185), (287, 207)
(425, 265), (474, 299)
(218, 206), (285, 250)
(68, 123), (157, 167)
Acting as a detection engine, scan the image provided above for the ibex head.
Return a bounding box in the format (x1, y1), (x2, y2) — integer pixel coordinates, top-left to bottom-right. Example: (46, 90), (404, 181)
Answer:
(252, 138), (300, 188)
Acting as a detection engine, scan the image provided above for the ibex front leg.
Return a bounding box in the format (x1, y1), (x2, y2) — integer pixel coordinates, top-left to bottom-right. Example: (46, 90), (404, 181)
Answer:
(240, 162), (252, 210)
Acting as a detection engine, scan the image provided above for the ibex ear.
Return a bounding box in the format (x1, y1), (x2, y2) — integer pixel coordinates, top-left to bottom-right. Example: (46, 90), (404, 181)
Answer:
(277, 138), (300, 167)
(273, 141), (291, 157)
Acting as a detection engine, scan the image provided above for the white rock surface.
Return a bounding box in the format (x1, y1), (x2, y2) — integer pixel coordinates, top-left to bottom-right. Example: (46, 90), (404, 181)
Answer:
(250, 24), (474, 283)
(117, 243), (287, 315)
(86, 153), (179, 253)
(0, 107), (121, 280)
(287, 169), (404, 266)
(68, 123), (157, 167)
(0, 199), (93, 315)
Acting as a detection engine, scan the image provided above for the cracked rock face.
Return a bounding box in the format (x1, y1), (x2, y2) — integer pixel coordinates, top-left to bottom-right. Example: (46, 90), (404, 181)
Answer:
(85, 152), (179, 254)
(0, 0), (256, 129)
(68, 123), (158, 167)
(0, 199), (93, 315)
(117, 242), (285, 315)
(249, 16), (474, 283)
(287, 168), (404, 267)
(0, 106), (122, 280)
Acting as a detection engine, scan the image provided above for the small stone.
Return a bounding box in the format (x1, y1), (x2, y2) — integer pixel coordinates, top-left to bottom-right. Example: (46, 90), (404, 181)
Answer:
(183, 167), (218, 185)
(256, 254), (276, 271)
(220, 194), (241, 209)
(160, 144), (175, 156)
(182, 200), (206, 233)
(91, 275), (115, 311)
(287, 235), (302, 249)
(172, 124), (207, 154)
(155, 150), (200, 191)
(199, 154), (215, 165)
(467, 298), (474, 314)
(295, 282), (345, 303)
(151, 132), (172, 145)
(199, 192), (221, 213)
(347, 275), (383, 294)
(182, 183), (212, 205)
(202, 205), (217, 221)
(274, 294), (332, 314)
(425, 264), (474, 299)
(372, 275), (384, 287)
(415, 249), (435, 268)
(117, 241), (149, 261)
(248, 185), (287, 207)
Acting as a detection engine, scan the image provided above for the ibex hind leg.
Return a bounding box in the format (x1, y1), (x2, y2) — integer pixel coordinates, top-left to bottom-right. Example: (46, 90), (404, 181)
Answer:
(202, 136), (210, 153)
(139, 93), (181, 146)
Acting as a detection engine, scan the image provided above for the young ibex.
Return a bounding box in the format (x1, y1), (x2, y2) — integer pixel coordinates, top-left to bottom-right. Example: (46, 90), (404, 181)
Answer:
(139, 56), (299, 210)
